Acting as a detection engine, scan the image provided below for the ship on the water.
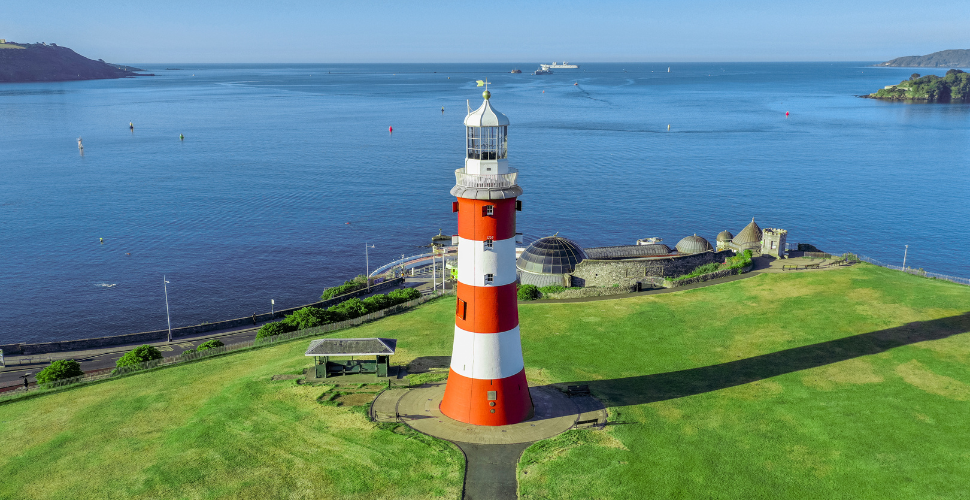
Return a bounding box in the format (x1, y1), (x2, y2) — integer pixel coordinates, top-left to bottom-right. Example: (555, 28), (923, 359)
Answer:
(534, 66), (553, 75)
(510, 68), (522, 74)
(542, 61), (579, 69)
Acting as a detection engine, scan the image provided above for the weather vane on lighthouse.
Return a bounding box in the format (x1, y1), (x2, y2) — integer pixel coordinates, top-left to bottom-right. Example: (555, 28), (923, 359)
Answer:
(440, 86), (534, 426)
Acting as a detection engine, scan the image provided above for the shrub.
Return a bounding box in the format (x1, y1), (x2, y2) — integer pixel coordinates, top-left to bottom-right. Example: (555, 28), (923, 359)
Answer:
(517, 284), (540, 300)
(539, 285), (567, 295)
(388, 287), (421, 304)
(256, 321), (295, 340)
(282, 306), (330, 330)
(362, 293), (395, 313)
(116, 345), (163, 369)
(329, 297), (368, 319)
(320, 275), (369, 300)
(36, 359), (83, 384)
(196, 339), (224, 352)
(724, 249), (753, 270)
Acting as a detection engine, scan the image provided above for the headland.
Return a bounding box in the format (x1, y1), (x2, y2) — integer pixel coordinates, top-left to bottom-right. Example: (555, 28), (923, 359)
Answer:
(875, 49), (970, 68)
(0, 41), (147, 83)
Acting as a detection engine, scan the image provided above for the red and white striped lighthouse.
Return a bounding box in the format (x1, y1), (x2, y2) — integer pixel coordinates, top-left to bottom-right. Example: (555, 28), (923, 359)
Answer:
(440, 89), (534, 426)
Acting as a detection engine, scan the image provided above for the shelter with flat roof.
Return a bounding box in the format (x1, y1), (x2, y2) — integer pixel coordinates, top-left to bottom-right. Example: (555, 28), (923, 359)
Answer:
(305, 338), (397, 379)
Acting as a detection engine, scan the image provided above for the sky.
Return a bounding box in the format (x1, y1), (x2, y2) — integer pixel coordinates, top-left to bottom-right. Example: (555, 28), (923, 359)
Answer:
(2, 0), (966, 63)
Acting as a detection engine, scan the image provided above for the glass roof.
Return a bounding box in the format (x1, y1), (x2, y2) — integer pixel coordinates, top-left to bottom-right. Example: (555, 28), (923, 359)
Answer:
(516, 236), (587, 275)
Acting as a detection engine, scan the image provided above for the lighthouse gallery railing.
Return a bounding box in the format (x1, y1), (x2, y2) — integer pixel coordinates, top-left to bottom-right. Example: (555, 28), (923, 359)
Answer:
(454, 168), (518, 189)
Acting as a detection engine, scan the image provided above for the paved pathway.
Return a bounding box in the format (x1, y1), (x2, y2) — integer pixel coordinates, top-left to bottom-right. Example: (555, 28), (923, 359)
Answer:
(374, 383), (606, 499)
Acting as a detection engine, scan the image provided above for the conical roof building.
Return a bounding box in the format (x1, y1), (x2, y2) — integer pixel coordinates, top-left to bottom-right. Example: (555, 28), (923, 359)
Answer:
(733, 218), (762, 246)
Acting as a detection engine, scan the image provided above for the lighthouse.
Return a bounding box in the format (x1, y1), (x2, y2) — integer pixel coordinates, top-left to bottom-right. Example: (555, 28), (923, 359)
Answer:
(439, 88), (534, 426)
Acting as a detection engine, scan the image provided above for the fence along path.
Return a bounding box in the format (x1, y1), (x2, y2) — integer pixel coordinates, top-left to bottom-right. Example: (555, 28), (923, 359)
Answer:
(0, 291), (455, 403)
(852, 254), (970, 286)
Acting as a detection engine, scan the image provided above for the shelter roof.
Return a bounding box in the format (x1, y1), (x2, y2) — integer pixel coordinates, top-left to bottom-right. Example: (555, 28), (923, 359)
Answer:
(464, 98), (510, 127)
(716, 230), (734, 242)
(305, 338), (397, 357)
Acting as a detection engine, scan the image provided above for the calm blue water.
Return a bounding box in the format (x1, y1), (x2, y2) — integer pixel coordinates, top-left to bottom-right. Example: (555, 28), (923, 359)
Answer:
(1, 63), (968, 343)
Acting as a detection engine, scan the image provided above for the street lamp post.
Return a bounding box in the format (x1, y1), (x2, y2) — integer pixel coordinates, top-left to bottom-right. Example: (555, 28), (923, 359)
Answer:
(365, 243), (375, 292)
(271, 299), (275, 316)
(902, 245), (909, 271)
(163, 276), (172, 343)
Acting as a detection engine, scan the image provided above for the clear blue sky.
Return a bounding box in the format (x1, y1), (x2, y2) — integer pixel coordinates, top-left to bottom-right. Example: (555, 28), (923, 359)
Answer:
(2, 0), (965, 63)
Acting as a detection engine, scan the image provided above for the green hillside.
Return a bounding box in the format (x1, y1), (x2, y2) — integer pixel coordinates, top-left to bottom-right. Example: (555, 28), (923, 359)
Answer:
(1, 264), (969, 499)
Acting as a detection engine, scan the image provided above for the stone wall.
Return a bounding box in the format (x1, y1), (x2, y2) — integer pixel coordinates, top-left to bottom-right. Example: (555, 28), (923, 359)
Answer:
(0, 278), (406, 356)
(570, 250), (733, 288)
(662, 265), (752, 288)
(542, 285), (637, 300)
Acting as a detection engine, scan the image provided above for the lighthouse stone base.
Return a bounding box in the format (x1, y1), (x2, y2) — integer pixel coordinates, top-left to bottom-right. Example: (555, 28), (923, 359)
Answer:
(373, 383), (605, 445)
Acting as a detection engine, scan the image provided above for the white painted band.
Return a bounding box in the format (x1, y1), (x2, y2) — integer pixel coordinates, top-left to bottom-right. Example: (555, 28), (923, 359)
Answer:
(456, 236), (517, 287)
(448, 326), (525, 380)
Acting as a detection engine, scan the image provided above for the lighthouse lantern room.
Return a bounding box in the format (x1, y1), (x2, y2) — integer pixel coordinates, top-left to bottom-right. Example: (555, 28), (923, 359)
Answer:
(439, 89), (534, 426)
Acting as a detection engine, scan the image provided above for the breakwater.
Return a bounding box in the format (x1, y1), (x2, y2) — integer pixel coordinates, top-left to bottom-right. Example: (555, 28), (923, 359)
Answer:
(0, 278), (405, 356)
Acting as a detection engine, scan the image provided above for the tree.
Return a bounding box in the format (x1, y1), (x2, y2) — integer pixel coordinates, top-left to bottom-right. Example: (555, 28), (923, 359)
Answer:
(196, 339), (225, 352)
(910, 73), (921, 80)
(115, 345), (163, 369)
(36, 359), (83, 384)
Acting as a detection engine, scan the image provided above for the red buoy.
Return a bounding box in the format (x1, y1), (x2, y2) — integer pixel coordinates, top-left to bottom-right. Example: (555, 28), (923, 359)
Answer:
(785, 111), (790, 117)
(388, 126), (393, 133)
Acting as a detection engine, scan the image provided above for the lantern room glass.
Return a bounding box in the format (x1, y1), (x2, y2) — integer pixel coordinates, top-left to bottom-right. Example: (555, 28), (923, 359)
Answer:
(466, 126), (507, 160)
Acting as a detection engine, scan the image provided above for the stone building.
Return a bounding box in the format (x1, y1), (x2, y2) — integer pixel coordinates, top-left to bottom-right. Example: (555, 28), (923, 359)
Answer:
(726, 218), (763, 254)
(715, 230), (734, 251)
(761, 228), (787, 258)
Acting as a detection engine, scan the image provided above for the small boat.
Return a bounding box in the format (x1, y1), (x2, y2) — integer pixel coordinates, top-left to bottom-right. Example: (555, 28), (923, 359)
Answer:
(573, 82), (578, 85)
(534, 67), (553, 75)
(510, 68), (522, 74)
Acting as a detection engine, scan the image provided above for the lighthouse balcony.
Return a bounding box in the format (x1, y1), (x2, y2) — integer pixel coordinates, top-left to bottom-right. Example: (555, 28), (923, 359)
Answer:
(454, 168), (518, 189)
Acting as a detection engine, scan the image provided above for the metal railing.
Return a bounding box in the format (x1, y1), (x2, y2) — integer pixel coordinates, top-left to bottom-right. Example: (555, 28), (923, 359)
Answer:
(853, 254), (970, 286)
(0, 292), (454, 403)
(454, 168), (518, 189)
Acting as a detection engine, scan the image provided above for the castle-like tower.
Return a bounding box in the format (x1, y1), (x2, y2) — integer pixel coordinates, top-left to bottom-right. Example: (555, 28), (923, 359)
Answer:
(439, 90), (534, 426)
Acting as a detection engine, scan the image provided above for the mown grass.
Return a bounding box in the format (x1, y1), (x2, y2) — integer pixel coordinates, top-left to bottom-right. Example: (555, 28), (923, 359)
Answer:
(515, 264), (970, 499)
(2, 264), (969, 499)
(0, 332), (463, 500)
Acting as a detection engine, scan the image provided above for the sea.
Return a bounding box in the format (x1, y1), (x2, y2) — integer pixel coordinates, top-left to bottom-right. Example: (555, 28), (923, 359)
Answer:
(1, 62), (968, 344)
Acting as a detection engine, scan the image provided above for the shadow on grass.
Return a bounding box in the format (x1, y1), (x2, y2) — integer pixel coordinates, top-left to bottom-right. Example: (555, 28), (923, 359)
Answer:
(555, 312), (970, 408)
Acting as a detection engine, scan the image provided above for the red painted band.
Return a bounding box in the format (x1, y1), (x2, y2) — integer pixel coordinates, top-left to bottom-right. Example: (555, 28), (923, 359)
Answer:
(440, 368), (534, 426)
(456, 198), (517, 241)
(455, 282), (518, 333)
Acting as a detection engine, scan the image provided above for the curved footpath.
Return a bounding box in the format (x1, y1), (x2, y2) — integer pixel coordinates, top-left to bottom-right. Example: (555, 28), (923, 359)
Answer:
(0, 256), (846, 391)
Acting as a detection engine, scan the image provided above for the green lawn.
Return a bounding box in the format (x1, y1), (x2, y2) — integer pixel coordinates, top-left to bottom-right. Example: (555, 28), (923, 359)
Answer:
(1, 264), (969, 499)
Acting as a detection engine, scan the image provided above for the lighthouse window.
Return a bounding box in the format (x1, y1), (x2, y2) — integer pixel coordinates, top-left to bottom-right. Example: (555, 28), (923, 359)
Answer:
(485, 238), (493, 248)
(485, 273), (494, 283)
(466, 126), (507, 160)
(484, 205), (494, 216)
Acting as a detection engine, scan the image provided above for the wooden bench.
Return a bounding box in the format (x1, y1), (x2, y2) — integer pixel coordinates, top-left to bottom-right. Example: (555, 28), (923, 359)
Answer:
(805, 263), (821, 270)
(782, 265), (800, 271)
(566, 385), (591, 397)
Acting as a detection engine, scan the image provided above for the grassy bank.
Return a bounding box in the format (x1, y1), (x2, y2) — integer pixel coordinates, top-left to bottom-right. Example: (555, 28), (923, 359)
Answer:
(1, 264), (969, 498)
(516, 264), (970, 499)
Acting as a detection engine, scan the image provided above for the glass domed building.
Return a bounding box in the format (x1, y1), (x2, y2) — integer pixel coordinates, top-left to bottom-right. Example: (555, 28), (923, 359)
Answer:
(516, 235), (587, 287)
